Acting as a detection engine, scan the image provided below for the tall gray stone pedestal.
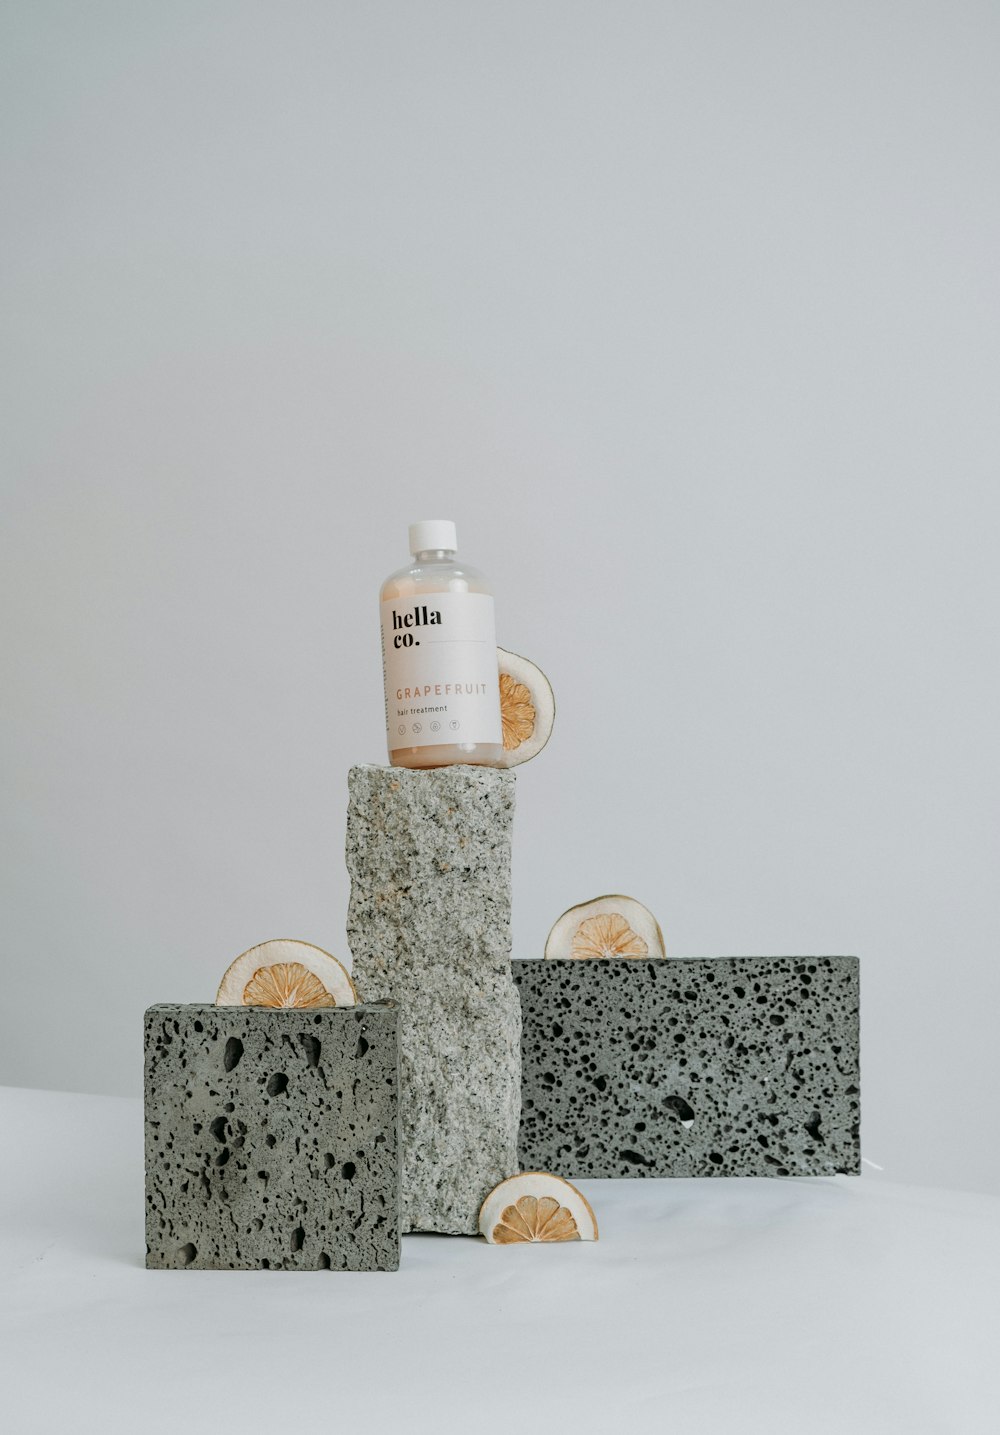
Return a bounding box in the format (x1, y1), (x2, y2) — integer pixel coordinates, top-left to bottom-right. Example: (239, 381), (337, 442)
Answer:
(346, 763), (521, 1234)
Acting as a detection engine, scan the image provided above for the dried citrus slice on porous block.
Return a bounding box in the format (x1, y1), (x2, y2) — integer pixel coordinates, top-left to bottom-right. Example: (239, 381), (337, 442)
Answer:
(479, 1172), (598, 1244)
(497, 647), (555, 767)
(544, 895), (666, 960)
(216, 939), (357, 1008)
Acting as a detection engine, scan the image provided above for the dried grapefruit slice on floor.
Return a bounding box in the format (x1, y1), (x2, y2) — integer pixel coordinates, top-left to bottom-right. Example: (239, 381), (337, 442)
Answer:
(479, 1173), (598, 1244)
(544, 895), (665, 960)
(497, 647), (555, 766)
(216, 939), (357, 1008)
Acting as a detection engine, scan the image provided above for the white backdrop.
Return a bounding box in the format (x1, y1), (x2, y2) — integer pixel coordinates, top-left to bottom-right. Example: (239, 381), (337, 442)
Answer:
(2, 2), (998, 1195)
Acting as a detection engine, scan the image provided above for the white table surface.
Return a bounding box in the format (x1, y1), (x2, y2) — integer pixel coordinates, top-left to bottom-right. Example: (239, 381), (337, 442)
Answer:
(1, 1084), (998, 1435)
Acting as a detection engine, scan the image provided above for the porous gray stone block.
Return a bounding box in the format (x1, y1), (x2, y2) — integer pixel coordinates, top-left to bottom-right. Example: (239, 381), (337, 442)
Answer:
(346, 763), (521, 1234)
(144, 1003), (400, 1270)
(514, 956), (860, 1179)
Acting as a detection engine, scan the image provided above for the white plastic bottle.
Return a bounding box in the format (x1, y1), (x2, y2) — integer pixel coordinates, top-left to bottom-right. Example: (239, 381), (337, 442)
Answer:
(380, 519), (504, 769)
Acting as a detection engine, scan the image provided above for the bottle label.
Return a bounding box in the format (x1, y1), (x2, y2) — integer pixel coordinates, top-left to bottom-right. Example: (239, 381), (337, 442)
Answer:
(381, 591), (502, 750)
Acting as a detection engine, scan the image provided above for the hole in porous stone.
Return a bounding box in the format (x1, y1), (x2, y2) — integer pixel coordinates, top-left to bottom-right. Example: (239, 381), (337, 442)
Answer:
(709, 1152), (723, 1165)
(804, 1112), (824, 1143)
(265, 1133), (277, 1148)
(210, 1117), (228, 1142)
(355, 1035), (369, 1059)
(216, 1148), (230, 1167)
(299, 1034), (322, 1067)
(620, 1150), (653, 1167)
(193, 1021), (204, 1032)
(224, 1037), (244, 1072)
(177, 1243), (197, 1266)
(260, 1259), (270, 1269)
(266, 1073), (288, 1096)
(342, 1162), (356, 1181)
(291, 1225), (305, 1253)
(324, 1153), (335, 1169)
(663, 1095), (696, 1128)
(318, 1252), (331, 1270)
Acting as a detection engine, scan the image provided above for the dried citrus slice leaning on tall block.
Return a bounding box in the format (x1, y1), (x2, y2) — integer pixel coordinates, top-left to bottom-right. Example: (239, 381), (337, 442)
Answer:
(479, 1173), (598, 1244)
(544, 895), (666, 960)
(497, 647), (555, 766)
(216, 939), (358, 1008)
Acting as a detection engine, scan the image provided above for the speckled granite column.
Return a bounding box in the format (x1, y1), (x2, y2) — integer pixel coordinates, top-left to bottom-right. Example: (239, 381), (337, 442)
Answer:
(346, 763), (520, 1234)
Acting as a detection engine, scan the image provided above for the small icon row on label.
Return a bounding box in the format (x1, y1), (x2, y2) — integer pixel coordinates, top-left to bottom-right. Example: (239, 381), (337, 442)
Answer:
(397, 721), (460, 736)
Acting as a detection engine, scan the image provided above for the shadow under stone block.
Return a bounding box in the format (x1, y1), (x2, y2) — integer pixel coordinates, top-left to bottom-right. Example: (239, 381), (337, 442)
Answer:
(144, 1003), (400, 1270)
(514, 957), (860, 1179)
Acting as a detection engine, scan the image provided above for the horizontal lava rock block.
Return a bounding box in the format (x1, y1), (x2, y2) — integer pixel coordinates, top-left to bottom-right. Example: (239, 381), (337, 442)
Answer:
(144, 1003), (400, 1271)
(513, 957), (860, 1179)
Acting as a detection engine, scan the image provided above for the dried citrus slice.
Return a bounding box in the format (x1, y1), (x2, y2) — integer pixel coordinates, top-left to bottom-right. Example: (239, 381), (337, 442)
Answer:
(544, 895), (665, 960)
(497, 647), (555, 766)
(216, 939), (357, 1008)
(479, 1173), (598, 1244)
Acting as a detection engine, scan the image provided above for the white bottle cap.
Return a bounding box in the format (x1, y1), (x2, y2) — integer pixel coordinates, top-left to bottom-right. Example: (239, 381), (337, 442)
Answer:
(408, 518), (457, 554)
